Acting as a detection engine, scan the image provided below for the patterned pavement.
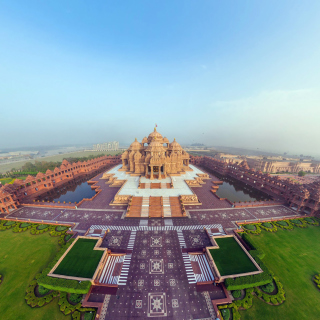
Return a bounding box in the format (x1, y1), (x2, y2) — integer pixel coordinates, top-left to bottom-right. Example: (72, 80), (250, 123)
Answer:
(3, 186), (300, 319)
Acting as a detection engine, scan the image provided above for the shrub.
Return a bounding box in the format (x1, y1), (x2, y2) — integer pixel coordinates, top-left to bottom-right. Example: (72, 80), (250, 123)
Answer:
(260, 222), (278, 232)
(233, 288), (254, 309)
(242, 223), (261, 234)
(254, 276), (285, 305)
(275, 219), (294, 230)
(72, 311), (81, 320)
(25, 281), (57, 307)
(4, 221), (15, 226)
(304, 217), (319, 225)
(38, 285), (51, 296)
(262, 222), (272, 228)
(69, 293), (83, 304)
(261, 282), (275, 293)
(20, 222), (31, 228)
(313, 274), (320, 290)
(290, 218), (307, 228)
(37, 224), (49, 230)
(232, 290), (242, 299)
(56, 226), (68, 232)
(276, 220), (288, 226)
(65, 234), (72, 242)
(243, 224), (256, 230)
(221, 308), (230, 320)
(84, 312), (95, 320)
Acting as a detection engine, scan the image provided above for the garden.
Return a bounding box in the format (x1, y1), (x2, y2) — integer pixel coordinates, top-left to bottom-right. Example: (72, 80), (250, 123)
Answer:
(218, 216), (320, 319)
(0, 219), (96, 320)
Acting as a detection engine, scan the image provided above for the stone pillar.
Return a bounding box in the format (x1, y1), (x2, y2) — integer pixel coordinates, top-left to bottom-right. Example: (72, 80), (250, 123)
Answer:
(158, 166), (162, 180)
(151, 166), (154, 180)
(145, 165), (148, 177)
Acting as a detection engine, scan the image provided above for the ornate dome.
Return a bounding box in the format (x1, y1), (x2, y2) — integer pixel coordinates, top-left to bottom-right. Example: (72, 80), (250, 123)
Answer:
(147, 127), (163, 143)
(146, 137), (166, 153)
(129, 138), (142, 151)
(169, 138), (182, 151)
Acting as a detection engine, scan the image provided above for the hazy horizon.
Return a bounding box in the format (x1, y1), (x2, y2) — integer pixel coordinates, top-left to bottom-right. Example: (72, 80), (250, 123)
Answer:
(1, 1), (320, 157)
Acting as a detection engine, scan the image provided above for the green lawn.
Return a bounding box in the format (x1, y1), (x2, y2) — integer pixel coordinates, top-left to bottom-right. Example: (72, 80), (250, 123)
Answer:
(209, 237), (258, 276)
(53, 238), (103, 278)
(0, 230), (69, 320)
(240, 226), (320, 319)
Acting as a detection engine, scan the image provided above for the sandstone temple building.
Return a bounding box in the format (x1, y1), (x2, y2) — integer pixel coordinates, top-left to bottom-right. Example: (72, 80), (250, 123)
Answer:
(120, 128), (190, 179)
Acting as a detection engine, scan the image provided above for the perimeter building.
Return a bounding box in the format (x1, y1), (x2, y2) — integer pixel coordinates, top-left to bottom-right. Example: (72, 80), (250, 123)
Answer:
(93, 141), (119, 151)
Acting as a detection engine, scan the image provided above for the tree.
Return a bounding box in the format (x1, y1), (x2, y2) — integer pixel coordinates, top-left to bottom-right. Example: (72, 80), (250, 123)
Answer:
(298, 171), (306, 177)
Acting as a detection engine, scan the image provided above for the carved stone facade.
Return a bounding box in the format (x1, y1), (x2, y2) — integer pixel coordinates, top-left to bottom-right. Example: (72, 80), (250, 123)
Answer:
(121, 128), (190, 179)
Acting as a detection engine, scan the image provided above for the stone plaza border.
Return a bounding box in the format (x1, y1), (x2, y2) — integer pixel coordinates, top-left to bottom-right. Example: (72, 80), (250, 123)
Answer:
(205, 235), (263, 283)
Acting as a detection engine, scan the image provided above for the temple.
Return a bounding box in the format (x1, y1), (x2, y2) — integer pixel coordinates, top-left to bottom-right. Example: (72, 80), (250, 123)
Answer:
(121, 128), (190, 179)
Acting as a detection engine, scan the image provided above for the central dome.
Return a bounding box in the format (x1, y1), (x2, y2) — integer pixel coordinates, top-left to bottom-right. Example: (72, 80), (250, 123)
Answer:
(147, 127), (163, 143)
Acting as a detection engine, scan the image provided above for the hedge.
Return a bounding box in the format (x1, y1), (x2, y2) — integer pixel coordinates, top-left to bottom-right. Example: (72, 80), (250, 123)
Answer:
(242, 233), (256, 250)
(275, 219), (294, 230)
(224, 255), (272, 290)
(242, 233), (266, 258)
(58, 292), (82, 315)
(243, 224), (256, 230)
(221, 307), (230, 320)
(0, 220), (17, 230)
(25, 280), (59, 308)
(304, 217), (319, 225)
(260, 282), (275, 293)
(254, 276), (285, 305)
(38, 276), (91, 294)
(260, 222), (278, 232)
(290, 218), (307, 228)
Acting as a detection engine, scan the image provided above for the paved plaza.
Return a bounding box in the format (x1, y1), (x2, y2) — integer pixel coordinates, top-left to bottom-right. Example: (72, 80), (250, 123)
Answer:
(5, 203), (298, 319)
(3, 160), (302, 319)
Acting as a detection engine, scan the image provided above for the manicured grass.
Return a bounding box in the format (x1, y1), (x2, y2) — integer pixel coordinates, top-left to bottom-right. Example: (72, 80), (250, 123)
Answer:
(209, 237), (258, 276)
(240, 226), (320, 319)
(0, 230), (68, 320)
(53, 238), (103, 278)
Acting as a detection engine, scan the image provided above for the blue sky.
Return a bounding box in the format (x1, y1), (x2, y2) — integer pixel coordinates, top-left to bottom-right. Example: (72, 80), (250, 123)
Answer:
(1, 1), (320, 156)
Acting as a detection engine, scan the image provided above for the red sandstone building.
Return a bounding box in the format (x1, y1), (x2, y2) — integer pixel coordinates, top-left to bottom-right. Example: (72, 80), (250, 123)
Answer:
(190, 156), (320, 216)
(0, 155), (121, 213)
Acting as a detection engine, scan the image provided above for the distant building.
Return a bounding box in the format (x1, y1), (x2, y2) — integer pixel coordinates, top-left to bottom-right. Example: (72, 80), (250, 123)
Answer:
(212, 153), (320, 173)
(93, 141), (119, 151)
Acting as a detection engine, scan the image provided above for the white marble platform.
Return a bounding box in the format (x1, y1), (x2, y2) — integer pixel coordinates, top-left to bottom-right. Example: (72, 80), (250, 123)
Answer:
(103, 164), (204, 197)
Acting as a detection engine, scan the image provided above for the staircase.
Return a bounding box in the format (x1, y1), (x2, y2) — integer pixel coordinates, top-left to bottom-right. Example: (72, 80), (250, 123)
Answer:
(162, 197), (172, 217)
(141, 197), (149, 217)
